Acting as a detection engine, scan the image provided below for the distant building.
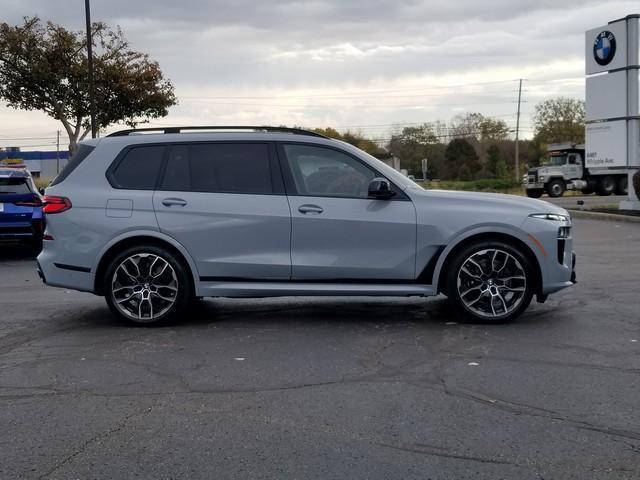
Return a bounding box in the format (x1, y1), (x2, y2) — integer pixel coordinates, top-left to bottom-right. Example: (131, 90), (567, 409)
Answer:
(0, 148), (70, 178)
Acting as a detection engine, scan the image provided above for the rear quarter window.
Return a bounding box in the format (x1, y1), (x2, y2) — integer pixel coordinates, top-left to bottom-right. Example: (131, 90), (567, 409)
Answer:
(108, 145), (166, 190)
(50, 144), (95, 186)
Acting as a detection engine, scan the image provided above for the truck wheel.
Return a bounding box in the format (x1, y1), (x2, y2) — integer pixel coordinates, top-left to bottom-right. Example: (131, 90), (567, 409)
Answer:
(546, 179), (565, 198)
(615, 176), (628, 196)
(526, 189), (543, 198)
(597, 176), (616, 196)
(445, 240), (534, 323)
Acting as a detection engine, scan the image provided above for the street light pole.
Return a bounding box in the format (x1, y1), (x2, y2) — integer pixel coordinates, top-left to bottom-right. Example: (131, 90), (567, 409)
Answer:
(85, 0), (97, 138)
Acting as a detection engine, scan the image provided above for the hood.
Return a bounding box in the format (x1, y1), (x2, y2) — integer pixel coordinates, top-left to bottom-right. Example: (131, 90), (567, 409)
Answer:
(408, 187), (568, 216)
(530, 165), (560, 174)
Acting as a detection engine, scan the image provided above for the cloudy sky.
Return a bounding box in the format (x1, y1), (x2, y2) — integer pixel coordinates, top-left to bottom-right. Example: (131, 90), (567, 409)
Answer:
(1, 0), (638, 149)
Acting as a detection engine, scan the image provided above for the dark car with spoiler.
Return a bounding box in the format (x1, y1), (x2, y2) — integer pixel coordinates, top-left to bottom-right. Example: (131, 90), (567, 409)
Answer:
(0, 167), (45, 251)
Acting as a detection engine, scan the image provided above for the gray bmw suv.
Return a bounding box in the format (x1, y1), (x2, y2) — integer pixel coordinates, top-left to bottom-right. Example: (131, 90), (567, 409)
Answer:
(37, 126), (575, 325)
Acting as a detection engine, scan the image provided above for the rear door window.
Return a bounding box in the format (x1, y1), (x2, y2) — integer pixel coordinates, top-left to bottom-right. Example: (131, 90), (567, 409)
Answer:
(109, 146), (166, 190)
(160, 143), (274, 194)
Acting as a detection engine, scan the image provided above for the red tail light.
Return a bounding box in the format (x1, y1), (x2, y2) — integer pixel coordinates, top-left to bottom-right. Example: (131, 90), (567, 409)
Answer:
(43, 196), (72, 214)
(13, 199), (43, 207)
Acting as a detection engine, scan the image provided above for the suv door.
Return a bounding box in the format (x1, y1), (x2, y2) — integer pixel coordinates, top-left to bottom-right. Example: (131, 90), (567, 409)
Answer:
(153, 142), (291, 280)
(279, 143), (416, 280)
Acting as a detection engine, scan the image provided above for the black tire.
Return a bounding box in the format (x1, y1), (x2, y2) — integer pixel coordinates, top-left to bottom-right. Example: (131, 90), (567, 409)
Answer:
(546, 179), (565, 198)
(597, 176), (616, 196)
(526, 189), (543, 198)
(104, 245), (193, 326)
(445, 240), (535, 323)
(615, 176), (628, 196)
(581, 187), (594, 195)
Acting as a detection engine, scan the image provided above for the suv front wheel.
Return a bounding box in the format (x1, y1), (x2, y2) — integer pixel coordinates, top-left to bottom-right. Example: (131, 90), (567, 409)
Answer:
(445, 240), (534, 323)
(104, 245), (192, 325)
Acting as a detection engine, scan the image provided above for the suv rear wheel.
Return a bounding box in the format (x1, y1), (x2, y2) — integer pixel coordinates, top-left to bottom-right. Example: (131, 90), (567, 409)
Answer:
(104, 245), (192, 325)
(445, 240), (534, 323)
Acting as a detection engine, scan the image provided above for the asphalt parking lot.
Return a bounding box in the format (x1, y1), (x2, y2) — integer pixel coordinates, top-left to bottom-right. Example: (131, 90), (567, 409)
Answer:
(1, 217), (639, 480)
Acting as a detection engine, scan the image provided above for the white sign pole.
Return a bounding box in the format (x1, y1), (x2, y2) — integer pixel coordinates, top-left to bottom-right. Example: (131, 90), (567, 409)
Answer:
(621, 17), (640, 209)
(586, 15), (640, 210)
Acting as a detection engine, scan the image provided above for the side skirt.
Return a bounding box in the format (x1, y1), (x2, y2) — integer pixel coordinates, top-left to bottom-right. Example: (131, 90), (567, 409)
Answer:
(195, 281), (437, 298)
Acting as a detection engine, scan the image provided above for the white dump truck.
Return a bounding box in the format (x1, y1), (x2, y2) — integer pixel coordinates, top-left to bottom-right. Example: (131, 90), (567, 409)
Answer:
(523, 143), (629, 198)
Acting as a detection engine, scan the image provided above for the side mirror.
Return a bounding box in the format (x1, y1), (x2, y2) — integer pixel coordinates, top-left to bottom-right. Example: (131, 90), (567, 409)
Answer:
(368, 177), (395, 199)
(38, 187), (45, 196)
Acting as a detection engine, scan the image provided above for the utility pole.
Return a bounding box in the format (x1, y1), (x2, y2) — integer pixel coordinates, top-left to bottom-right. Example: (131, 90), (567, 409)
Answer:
(56, 130), (60, 174)
(514, 78), (523, 181)
(85, 0), (97, 138)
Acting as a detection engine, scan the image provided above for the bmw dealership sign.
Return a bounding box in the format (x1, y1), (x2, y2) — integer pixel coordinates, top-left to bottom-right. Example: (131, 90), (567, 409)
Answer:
(585, 20), (628, 74)
(585, 18), (634, 168)
(585, 15), (640, 208)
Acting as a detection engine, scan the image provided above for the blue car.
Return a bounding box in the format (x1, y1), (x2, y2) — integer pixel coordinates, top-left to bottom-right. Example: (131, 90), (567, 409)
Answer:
(0, 167), (45, 251)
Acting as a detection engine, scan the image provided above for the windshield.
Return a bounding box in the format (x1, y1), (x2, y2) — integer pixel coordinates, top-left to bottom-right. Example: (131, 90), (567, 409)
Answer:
(543, 155), (567, 167)
(0, 177), (31, 195)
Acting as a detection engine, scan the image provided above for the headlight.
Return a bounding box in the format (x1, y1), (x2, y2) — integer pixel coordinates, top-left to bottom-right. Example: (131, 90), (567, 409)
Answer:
(530, 213), (570, 222)
(539, 175), (545, 181)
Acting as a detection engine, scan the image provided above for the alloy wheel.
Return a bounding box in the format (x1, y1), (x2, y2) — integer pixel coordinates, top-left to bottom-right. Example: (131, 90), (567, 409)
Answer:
(111, 253), (178, 321)
(456, 248), (527, 319)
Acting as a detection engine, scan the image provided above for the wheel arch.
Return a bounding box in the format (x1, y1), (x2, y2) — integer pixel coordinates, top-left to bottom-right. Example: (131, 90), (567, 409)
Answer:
(432, 229), (543, 296)
(93, 230), (198, 296)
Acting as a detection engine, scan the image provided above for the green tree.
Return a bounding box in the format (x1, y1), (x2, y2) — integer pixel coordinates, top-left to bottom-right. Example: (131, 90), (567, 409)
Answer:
(485, 144), (507, 178)
(443, 138), (480, 180)
(387, 123), (443, 177)
(0, 17), (176, 153)
(533, 97), (585, 145)
(449, 112), (510, 142)
(526, 135), (547, 168)
(477, 117), (511, 142)
(313, 127), (382, 155)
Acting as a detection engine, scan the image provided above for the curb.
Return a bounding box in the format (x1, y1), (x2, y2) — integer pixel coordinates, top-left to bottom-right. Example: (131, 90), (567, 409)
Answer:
(567, 209), (640, 224)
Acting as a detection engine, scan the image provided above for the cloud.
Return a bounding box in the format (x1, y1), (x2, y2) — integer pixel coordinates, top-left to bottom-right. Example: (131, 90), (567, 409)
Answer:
(0, 0), (638, 144)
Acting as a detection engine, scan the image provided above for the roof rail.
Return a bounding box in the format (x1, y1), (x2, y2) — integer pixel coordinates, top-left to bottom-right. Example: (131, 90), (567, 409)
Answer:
(106, 126), (328, 138)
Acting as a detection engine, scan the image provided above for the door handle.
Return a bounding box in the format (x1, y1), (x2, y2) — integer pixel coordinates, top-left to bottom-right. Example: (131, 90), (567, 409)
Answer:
(298, 204), (323, 215)
(162, 197), (187, 207)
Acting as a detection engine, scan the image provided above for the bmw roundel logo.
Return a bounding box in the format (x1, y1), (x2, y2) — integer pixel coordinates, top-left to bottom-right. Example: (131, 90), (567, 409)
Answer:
(593, 30), (616, 66)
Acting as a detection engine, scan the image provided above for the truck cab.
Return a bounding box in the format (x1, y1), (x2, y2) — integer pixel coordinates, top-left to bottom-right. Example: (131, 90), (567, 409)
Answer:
(523, 143), (628, 198)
